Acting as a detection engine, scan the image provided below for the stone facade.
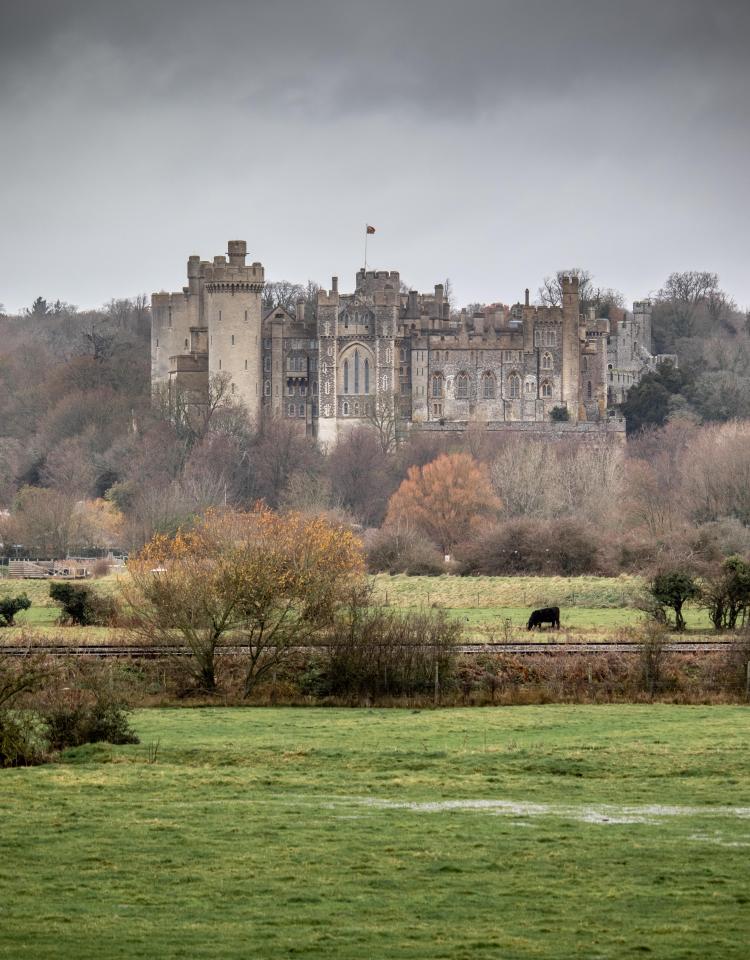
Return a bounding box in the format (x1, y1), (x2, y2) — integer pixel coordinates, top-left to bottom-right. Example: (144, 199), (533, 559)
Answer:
(152, 241), (661, 443)
(606, 300), (677, 405)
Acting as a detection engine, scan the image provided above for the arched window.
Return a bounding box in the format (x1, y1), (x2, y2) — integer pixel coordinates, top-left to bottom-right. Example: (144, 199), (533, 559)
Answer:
(343, 359), (349, 394)
(342, 401), (349, 416)
(287, 403), (295, 416)
(541, 352), (553, 370)
(354, 350), (360, 393)
(364, 358), (370, 394)
(353, 401), (360, 416)
(541, 380), (552, 398)
(534, 329), (542, 347)
(508, 373), (521, 399)
(582, 356), (589, 373)
(455, 372), (469, 399)
(482, 372), (496, 399)
(544, 329), (556, 347)
(587, 381), (592, 399)
(432, 373), (444, 398)
(264, 380), (271, 397)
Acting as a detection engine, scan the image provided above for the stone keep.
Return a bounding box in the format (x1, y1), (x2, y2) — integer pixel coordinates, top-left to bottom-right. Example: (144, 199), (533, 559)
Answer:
(151, 240), (264, 421)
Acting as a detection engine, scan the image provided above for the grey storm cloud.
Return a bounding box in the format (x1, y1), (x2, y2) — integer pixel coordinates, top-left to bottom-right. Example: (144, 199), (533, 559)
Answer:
(3, 0), (750, 115)
(0, 0), (749, 311)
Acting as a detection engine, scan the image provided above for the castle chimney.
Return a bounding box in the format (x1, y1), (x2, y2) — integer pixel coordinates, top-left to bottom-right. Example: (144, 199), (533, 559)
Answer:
(227, 240), (247, 267)
(525, 288), (530, 307)
(408, 290), (418, 318)
(296, 297), (306, 321)
(331, 276), (338, 294)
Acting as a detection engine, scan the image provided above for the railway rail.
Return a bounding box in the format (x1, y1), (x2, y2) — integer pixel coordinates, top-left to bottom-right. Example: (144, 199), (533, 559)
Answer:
(0, 640), (738, 658)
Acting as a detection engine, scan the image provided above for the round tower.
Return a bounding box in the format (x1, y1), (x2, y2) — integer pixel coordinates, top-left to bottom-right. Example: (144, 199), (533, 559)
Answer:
(204, 240), (265, 422)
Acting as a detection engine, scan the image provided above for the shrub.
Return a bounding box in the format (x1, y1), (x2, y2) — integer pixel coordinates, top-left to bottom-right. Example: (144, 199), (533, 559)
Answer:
(44, 701), (139, 751)
(457, 518), (605, 576)
(0, 593), (31, 627)
(365, 527), (445, 575)
(33, 660), (140, 750)
(637, 621), (671, 694)
(0, 710), (50, 766)
(700, 555), (750, 631)
(649, 570), (699, 631)
(49, 582), (116, 626)
(549, 406), (570, 422)
(314, 606), (461, 699)
(91, 558), (112, 578)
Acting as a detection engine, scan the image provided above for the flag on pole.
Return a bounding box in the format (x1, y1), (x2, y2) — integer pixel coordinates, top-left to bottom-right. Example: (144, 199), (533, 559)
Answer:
(366, 224), (376, 234)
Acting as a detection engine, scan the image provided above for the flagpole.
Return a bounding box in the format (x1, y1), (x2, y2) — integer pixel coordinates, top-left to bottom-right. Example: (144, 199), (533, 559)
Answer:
(364, 223), (368, 272)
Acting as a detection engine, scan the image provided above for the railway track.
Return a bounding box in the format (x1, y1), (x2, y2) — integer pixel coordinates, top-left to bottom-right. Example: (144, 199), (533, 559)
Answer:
(0, 641), (738, 658)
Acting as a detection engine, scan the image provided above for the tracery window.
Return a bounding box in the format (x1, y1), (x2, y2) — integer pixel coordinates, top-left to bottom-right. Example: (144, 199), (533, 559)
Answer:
(541, 352), (553, 370)
(432, 373), (444, 398)
(455, 372), (469, 399)
(541, 380), (552, 398)
(481, 372), (496, 399)
(508, 373), (521, 399)
(544, 329), (556, 347)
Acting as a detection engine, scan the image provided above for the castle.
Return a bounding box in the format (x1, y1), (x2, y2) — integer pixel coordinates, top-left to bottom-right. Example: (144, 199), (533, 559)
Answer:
(151, 240), (668, 444)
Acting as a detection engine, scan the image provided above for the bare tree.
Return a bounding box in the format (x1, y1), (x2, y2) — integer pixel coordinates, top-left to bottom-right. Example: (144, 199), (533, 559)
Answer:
(365, 391), (403, 455)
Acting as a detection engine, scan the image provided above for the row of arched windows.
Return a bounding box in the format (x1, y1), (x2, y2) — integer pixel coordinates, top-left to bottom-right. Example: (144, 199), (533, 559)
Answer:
(431, 372), (553, 400)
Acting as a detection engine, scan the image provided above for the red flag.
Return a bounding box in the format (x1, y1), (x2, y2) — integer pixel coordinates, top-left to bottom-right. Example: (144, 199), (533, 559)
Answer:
(366, 224), (376, 234)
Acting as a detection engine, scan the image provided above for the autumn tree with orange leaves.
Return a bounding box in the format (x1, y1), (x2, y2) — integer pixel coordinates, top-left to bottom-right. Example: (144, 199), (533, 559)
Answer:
(124, 508), (364, 693)
(385, 452), (501, 554)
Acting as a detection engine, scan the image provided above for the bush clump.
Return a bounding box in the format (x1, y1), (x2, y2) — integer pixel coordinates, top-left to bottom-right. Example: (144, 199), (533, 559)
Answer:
(49, 582), (117, 626)
(365, 527), (446, 575)
(0, 710), (50, 767)
(0, 593), (31, 627)
(457, 518), (605, 576)
(309, 605), (461, 699)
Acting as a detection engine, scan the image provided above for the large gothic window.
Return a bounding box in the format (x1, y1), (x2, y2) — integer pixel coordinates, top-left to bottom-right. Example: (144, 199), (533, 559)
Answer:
(541, 352), (553, 370)
(432, 373), (444, 398)
(455, 373), (469, 399)
(343, 359), (349, 394)
(482, 372), (496, 399)
(541, 380), (552, 398)
(508, 373), (521, 399)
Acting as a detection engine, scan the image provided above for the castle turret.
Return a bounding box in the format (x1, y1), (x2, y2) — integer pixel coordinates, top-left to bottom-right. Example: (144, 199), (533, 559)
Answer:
(561, 274), (581, 419)
(204, 241), (264, 421)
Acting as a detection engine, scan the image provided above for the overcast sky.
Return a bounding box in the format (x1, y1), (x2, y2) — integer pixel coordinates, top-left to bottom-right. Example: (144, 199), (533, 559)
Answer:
(1, 0), (748, 312)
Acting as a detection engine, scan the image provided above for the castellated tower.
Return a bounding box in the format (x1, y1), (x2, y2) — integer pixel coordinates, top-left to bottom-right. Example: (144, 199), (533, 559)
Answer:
(151, 241), (264, 423)
(561, 274), (582, 420)
(204, 241), (264, 422)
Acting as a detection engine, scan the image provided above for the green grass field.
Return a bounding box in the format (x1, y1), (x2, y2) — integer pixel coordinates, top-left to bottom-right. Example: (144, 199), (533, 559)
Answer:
(1, 706), (749, 959)
(0, 573), (718, 642)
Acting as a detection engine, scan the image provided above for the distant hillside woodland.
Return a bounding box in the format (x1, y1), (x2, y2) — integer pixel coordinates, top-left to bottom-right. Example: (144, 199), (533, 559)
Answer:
(1, 271), (749, 574)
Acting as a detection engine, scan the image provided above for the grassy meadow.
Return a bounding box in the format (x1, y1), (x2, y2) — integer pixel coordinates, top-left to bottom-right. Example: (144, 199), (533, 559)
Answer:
(0, 573), (719, 643)
(1, 706), (749, 959)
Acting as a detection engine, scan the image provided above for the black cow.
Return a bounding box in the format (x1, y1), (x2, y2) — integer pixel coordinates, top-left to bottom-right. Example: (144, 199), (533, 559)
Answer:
(527, 606), (560, 631)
